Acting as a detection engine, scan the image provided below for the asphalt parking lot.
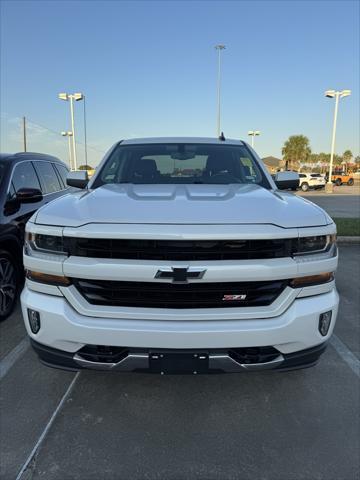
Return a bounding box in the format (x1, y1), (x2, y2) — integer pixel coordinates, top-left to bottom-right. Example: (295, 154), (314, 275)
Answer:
(1, 246), (359, 480)
(296, 184), (360, 218)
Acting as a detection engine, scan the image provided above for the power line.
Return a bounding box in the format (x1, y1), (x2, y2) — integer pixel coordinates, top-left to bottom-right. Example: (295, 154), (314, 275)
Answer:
(25, 117), (106, 154)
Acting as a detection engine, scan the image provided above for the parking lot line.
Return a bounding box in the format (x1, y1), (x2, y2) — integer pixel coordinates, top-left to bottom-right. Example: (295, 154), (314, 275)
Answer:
(15, 371), (80, 480)
(330, 334), (360, 378)
(0, 337), (29, 381)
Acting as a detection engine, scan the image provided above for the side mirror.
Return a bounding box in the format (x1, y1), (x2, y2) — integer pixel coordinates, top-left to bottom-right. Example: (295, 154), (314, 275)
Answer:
(16, 188), (43, 203)
(274, 171), (299, 190)
(67, 171), (88, 189)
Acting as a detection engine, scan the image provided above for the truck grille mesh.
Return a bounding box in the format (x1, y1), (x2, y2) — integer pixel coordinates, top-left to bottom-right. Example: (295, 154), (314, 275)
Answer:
(72, 279), (288, 309)
(65, 238), (293, 261)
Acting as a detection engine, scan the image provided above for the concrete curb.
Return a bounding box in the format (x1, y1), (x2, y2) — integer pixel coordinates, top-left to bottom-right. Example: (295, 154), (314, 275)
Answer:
(337, 236), (360, 244)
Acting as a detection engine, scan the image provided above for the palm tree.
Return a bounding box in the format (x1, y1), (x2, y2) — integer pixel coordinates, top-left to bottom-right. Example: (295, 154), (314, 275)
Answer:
(282, 135), (311, 170)
(342, 150), (353, 163)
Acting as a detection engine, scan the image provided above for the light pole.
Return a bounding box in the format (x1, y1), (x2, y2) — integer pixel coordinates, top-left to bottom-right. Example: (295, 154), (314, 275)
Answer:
(215, 44), (225, 137)
(324, 89), (351, 193)
(61, 131), (73, 170)
(22, 116), (27, 152)
(58, 92), (84, 170)
(248, 130), (260, 148)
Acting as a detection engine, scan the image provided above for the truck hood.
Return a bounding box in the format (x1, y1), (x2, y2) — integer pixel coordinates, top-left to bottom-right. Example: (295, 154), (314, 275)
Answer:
(34, 184), (330, 228)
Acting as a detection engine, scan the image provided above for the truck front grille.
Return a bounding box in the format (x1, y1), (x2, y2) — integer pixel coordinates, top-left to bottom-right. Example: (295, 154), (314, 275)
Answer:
(72, 279), (288, 309)
(65, 238), (293, 261)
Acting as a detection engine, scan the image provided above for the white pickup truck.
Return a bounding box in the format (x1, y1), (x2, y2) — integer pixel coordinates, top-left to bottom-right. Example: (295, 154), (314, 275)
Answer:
(21, 138), (338, 374)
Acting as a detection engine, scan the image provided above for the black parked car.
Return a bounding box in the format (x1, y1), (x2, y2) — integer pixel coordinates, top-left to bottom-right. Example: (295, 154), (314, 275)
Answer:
(0, 152), (70, 320)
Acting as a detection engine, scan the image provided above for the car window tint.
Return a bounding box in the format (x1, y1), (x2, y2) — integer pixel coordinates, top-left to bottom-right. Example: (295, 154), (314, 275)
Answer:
(12, 161), (41, 192)
(54, 164), (69, 188)
(33, 161), (61, 193)
(0, 162), (5, 185)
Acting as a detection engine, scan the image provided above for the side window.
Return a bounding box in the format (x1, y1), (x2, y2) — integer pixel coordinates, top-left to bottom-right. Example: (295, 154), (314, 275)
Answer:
(33, 161), (61, 194)
(238, 157), (260, 183)
(12, 162), (41, 193)
(54, 164), (69, 188)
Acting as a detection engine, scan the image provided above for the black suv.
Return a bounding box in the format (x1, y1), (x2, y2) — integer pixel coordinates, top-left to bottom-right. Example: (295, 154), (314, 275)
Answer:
(0, 152), (70, 320)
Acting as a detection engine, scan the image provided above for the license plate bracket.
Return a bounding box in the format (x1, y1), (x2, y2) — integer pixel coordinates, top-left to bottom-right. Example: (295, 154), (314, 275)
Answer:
(149, 351), (209, 374)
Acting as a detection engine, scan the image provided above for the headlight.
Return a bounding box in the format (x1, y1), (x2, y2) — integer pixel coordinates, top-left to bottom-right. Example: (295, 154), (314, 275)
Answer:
(292, 234), (336, 256)
(25, 233), (68, 256)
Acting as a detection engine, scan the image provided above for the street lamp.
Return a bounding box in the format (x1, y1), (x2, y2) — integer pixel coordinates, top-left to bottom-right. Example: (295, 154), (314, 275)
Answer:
(324, 89), (351, 193)
(248, 130), (261, 148)
(58, 92), (84, 170)
(61, 131), (73, 170)
(215, 44), (226, 137)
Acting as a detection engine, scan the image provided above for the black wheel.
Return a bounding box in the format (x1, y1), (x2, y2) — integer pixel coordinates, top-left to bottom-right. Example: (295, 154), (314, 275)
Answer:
(301, 182), (309, 192)
(335, 178), (342, 186)
(347, 178), (354, 186)
(0, 250), (20, 321)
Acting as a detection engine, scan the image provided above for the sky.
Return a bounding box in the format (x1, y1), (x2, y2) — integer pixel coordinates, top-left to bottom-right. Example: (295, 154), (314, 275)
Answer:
(0, 0), (359, 168)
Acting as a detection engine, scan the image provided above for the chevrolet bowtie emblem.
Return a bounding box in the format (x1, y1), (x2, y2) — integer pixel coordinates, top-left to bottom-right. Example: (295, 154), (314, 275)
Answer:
(155, 267), (206, 284)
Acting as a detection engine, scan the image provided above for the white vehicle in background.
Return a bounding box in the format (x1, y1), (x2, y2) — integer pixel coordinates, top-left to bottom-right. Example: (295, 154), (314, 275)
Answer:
(298, 173), (326, 192)
(21, 137), (338, 374)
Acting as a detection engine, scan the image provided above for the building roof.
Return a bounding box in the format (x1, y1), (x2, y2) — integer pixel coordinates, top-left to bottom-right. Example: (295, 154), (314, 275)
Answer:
(262, 156), (283, 167)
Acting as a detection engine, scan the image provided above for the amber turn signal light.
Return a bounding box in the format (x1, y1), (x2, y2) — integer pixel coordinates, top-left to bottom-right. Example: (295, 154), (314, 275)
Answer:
(26, 270), (71, 286)
(290, 272), (334, 288)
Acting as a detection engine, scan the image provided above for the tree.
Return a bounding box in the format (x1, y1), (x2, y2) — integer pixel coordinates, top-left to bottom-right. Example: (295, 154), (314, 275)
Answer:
(355, 155), (360, 164)
(282, 135), (311, 170)
(78, 164), (93, 170)
(342, 150), (353, 163)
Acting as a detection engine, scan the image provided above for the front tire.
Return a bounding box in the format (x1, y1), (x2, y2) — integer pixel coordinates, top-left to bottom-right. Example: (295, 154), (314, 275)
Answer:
(301, 182), (309, 192)
(335, 178), (342, 186)
(347, 178), (354, 186)
(0, 250), (20, 321)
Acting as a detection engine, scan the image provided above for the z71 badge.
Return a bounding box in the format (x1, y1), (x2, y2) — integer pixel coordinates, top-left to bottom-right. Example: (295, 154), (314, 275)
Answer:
(222, 294), (247, 301)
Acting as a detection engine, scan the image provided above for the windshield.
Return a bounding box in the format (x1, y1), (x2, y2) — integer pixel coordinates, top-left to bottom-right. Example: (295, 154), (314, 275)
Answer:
(93, 143), (270, 188)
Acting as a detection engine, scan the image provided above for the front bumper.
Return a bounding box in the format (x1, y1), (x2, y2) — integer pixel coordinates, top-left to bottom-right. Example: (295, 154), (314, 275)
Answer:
(30, 338), (328, 373)
(21, 285), (339, 372)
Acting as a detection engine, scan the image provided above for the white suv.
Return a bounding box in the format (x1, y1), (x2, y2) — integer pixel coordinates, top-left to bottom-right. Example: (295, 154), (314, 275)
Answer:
(299, 173), (326, 192)
(21, 138), (338, 374)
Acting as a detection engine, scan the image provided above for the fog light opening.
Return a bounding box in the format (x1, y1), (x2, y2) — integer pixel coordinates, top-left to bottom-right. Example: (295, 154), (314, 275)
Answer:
(28, 309), (41, 334)
(319, 311), (332, 336)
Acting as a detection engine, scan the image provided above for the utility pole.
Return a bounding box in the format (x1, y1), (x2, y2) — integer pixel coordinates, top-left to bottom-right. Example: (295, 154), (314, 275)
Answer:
(61, 131), (73, 170)
(83, 95), (88, 167)
(328, 93), (340, 185)
(248, 130), (261, 148)
(324, 89), (351, 193)
(69, 96), (77, 170)
(215, 45), (226, 137)
(58, 92), (84, 171)
(22, 116), (27, 152)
